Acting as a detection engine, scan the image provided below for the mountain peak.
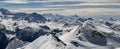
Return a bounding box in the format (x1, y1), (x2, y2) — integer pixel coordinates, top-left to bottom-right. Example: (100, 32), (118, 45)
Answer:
(17, 34), (66, 49)
(31, 12), (37, 15)
(24, 12), (47, 23)
(0, 8), (11, 15)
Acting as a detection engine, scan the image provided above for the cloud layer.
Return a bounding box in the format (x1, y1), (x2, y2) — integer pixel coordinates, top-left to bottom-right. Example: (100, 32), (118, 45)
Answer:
(0, 0), (120, 16)
(1, 0), (120, 4)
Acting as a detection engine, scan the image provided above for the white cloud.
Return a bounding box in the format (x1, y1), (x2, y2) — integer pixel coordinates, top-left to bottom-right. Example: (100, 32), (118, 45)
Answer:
(1, 0), (120, 3)
(1, 0), (120, 16)
(8, 7), (120, 16)
(1, 0), (28, 4)
(57, 8), (120, 15)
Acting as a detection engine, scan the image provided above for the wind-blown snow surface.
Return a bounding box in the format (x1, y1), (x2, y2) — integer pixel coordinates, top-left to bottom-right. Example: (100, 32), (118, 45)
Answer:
(17, 34), (66, 49)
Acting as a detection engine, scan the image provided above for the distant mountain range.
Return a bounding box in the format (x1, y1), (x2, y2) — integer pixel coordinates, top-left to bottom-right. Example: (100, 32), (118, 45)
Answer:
(0, 8), (47, 23)
(0, 8), (120, 49)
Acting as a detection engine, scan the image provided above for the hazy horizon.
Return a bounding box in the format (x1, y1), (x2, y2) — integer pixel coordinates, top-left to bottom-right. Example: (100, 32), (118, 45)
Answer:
(0, 0), (120, 17)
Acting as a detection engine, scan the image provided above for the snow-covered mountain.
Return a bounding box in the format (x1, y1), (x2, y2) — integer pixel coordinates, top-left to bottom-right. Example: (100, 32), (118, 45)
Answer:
(24, 13), (47, 23)
(0, 8), (12, 15)
(17, 20), (120, 49)
(43, 14), (86, 27)
(0, 8), (120, 49)
(6, 38), (28, 49)
(17, 34), (66, 49)
(0, 8), (47, 23)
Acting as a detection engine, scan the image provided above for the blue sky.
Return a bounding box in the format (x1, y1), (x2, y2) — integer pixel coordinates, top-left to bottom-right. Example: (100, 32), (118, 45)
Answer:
(0, 0), (120, 16)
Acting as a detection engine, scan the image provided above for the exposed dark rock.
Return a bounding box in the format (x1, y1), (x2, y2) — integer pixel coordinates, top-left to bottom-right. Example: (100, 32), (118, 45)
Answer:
(16, 27), (49, 42)
(105, 22), (112, 26)
(40, 25), (50, 30)
(85, 30), (107, 46)
(71, 41), (84, 47)
(24, 13), (47, 23)
(0, 32), (9, 49)
(0, 8), (12, 15)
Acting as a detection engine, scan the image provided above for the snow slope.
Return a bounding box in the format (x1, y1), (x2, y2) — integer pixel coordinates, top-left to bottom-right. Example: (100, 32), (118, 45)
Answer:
(17, 34), (66, 49)
(0, 8), (120, 49)
(18, 20), (120, 49)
